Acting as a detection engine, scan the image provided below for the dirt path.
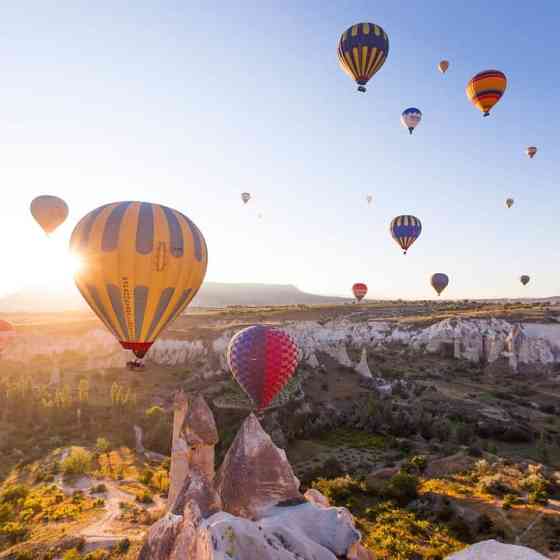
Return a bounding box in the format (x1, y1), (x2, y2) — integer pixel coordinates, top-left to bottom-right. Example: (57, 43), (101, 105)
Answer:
(80, 481), (133, 540)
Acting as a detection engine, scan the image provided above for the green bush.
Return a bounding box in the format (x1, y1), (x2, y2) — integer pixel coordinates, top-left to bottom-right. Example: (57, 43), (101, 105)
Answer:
(477, 474), (511, 496)
(62, 550), (81, 560)
(61, 448), (93, 476)
(0, 521), (28, 544)
(95, 437), (110, 454)
(383, 472), (419, 505)
(116, 537), (130, 552)
(0, 483), (29, 504)
(312, 476), (364, 504)
(136, 490), (154, 504)
(139, 469), (154, 485)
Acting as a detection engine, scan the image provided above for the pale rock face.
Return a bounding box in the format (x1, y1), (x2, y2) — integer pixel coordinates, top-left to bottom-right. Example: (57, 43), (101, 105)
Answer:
(215, 413), (302, 520)
(355, 347), (373, 378)
(304, 488), (330, 508)
(445, 539), (548, 559)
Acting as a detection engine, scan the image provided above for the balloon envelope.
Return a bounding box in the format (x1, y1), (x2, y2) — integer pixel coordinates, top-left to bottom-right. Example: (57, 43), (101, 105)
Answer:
(401, 108), (422, 134)
(241, 192), (251, 204)
(390, 215), (422, 254)
(337, 22), (389, 92)
(526, 146), (537, 159)
(227, 325), (299, 410)
(466, 70), (507, 116)
(438, 60), (449, 73)
(366, 195), (373, 205)
(352, 283), (368, 301)
(520, 275), (530, 286)
(506, 198), (514, 208)
(30, 196), (69, 234)
(0, 320), (16, 353)
(431, 273), (449, 296)
(70, 201), (208, 359)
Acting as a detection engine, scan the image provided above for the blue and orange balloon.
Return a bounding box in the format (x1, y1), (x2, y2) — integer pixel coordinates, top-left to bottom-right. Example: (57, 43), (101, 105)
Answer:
(337, 22), (389, 93)
(390, 215), (422, 254)
(401, 108), (422, 134)
(226, 325), (299, 410)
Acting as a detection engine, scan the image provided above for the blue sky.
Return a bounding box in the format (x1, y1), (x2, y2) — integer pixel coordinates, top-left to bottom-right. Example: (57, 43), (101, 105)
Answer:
(0, 1), (558, 300)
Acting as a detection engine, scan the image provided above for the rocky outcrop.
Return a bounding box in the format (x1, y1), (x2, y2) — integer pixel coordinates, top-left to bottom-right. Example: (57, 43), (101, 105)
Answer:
(141, 394), (371, 560)
(168, 392), (219, 509)
(445, 539), (548, 559)
(215, 413), (302, 519)
(355, 348), (373, 378)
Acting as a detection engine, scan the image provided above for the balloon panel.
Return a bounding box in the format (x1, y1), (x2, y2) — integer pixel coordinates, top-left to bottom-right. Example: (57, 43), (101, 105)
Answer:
(70, 202), (208, 358)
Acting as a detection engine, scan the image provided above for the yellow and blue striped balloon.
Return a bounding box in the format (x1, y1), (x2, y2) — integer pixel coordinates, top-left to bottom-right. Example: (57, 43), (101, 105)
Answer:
(390, 215), (422, 254)
(337, 22), (389, 93)
(70, 201), (208, 359)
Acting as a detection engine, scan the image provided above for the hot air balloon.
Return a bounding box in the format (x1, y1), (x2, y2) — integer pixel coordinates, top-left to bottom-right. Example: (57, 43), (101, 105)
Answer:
(506, 198), (514, 209)
(0, 320), (16, 354)
(30, 196), (69, 235)
(466, 70), (507, 117)
(241, 192), (251, 204)
(352, 283), (368, 302)
(366, 195), (373, 205)
(70, 202), (208, 363)
(520, 275), (530, 286)
(526, 146), (537, 159)
(337, 22), (389, 93)
(401, 108), (422, 134)
(438, 60), (449, 73)
(390, 215), (422, 254)
(431, 273), (449, 296)
(226, 325), (299, 410)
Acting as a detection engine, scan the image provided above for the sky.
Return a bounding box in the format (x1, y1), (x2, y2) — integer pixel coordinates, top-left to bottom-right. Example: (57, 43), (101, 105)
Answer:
(0, 1), (558, 300)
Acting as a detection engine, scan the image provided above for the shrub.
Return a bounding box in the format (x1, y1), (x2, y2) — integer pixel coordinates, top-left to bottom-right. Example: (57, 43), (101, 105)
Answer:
(90, 483), (107, 494)
(477, 474), (511, 496)
(61, 448), (92, 476)
(402, 455), (427, 474)
(502, 494), (522, 510)
(312, 476), (364, 504)
(136, 490), (154, 504)
(62, 550), (81, 560)
(384, 472), (419, 505)
(152, 469), (170, 494)
(0, 483), (29, 504)
(95, 437), (110, 454)
(116, 537), (130, 552)
(0, 521), (28, 544)
(139, 469), (154, 485)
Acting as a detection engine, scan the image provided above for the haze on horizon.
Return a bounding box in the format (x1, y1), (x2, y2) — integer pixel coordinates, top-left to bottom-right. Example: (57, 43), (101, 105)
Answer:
(0, 1), (558, 301)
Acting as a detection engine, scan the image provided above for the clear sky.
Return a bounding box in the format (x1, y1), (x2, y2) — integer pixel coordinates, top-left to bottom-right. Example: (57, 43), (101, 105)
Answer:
(0, 1), (558, 300)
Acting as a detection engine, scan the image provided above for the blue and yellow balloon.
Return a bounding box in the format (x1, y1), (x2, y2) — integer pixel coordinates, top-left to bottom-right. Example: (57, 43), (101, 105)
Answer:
(337, 22), (389, 93)
(390, 215), (422, 254)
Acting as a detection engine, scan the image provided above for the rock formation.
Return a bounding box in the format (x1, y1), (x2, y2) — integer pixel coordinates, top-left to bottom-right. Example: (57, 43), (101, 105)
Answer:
(168, 391), (219, 509)
(140, 394), (373, 559)
(215, 413), (302, 519)
(355, 347), (373, 378)
(446, 539), (548, 559)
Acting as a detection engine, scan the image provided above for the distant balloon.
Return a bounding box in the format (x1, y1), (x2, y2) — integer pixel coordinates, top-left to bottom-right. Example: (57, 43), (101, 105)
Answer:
(30, 196), (69, 235)
(366, 195), (373, 205)
(257, 212), (263, 219)
(401, 108), (422, 134)
(241, 192), (251, 204)
(466, 70), (507, 116)
(506, 198), (514, 209)
(520, 275), (530, 286)
(431, 273), (449, 296)
(526, 146), (537, 159)
(352, 283), (368, 302)
(0, 320), (16, 353)
(337, 22), (389, 93)
(390, 215), (422, 254)
(227, 325), (299, 410)
(70, 201), (208, 360)
(438, 60), (449, 73)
